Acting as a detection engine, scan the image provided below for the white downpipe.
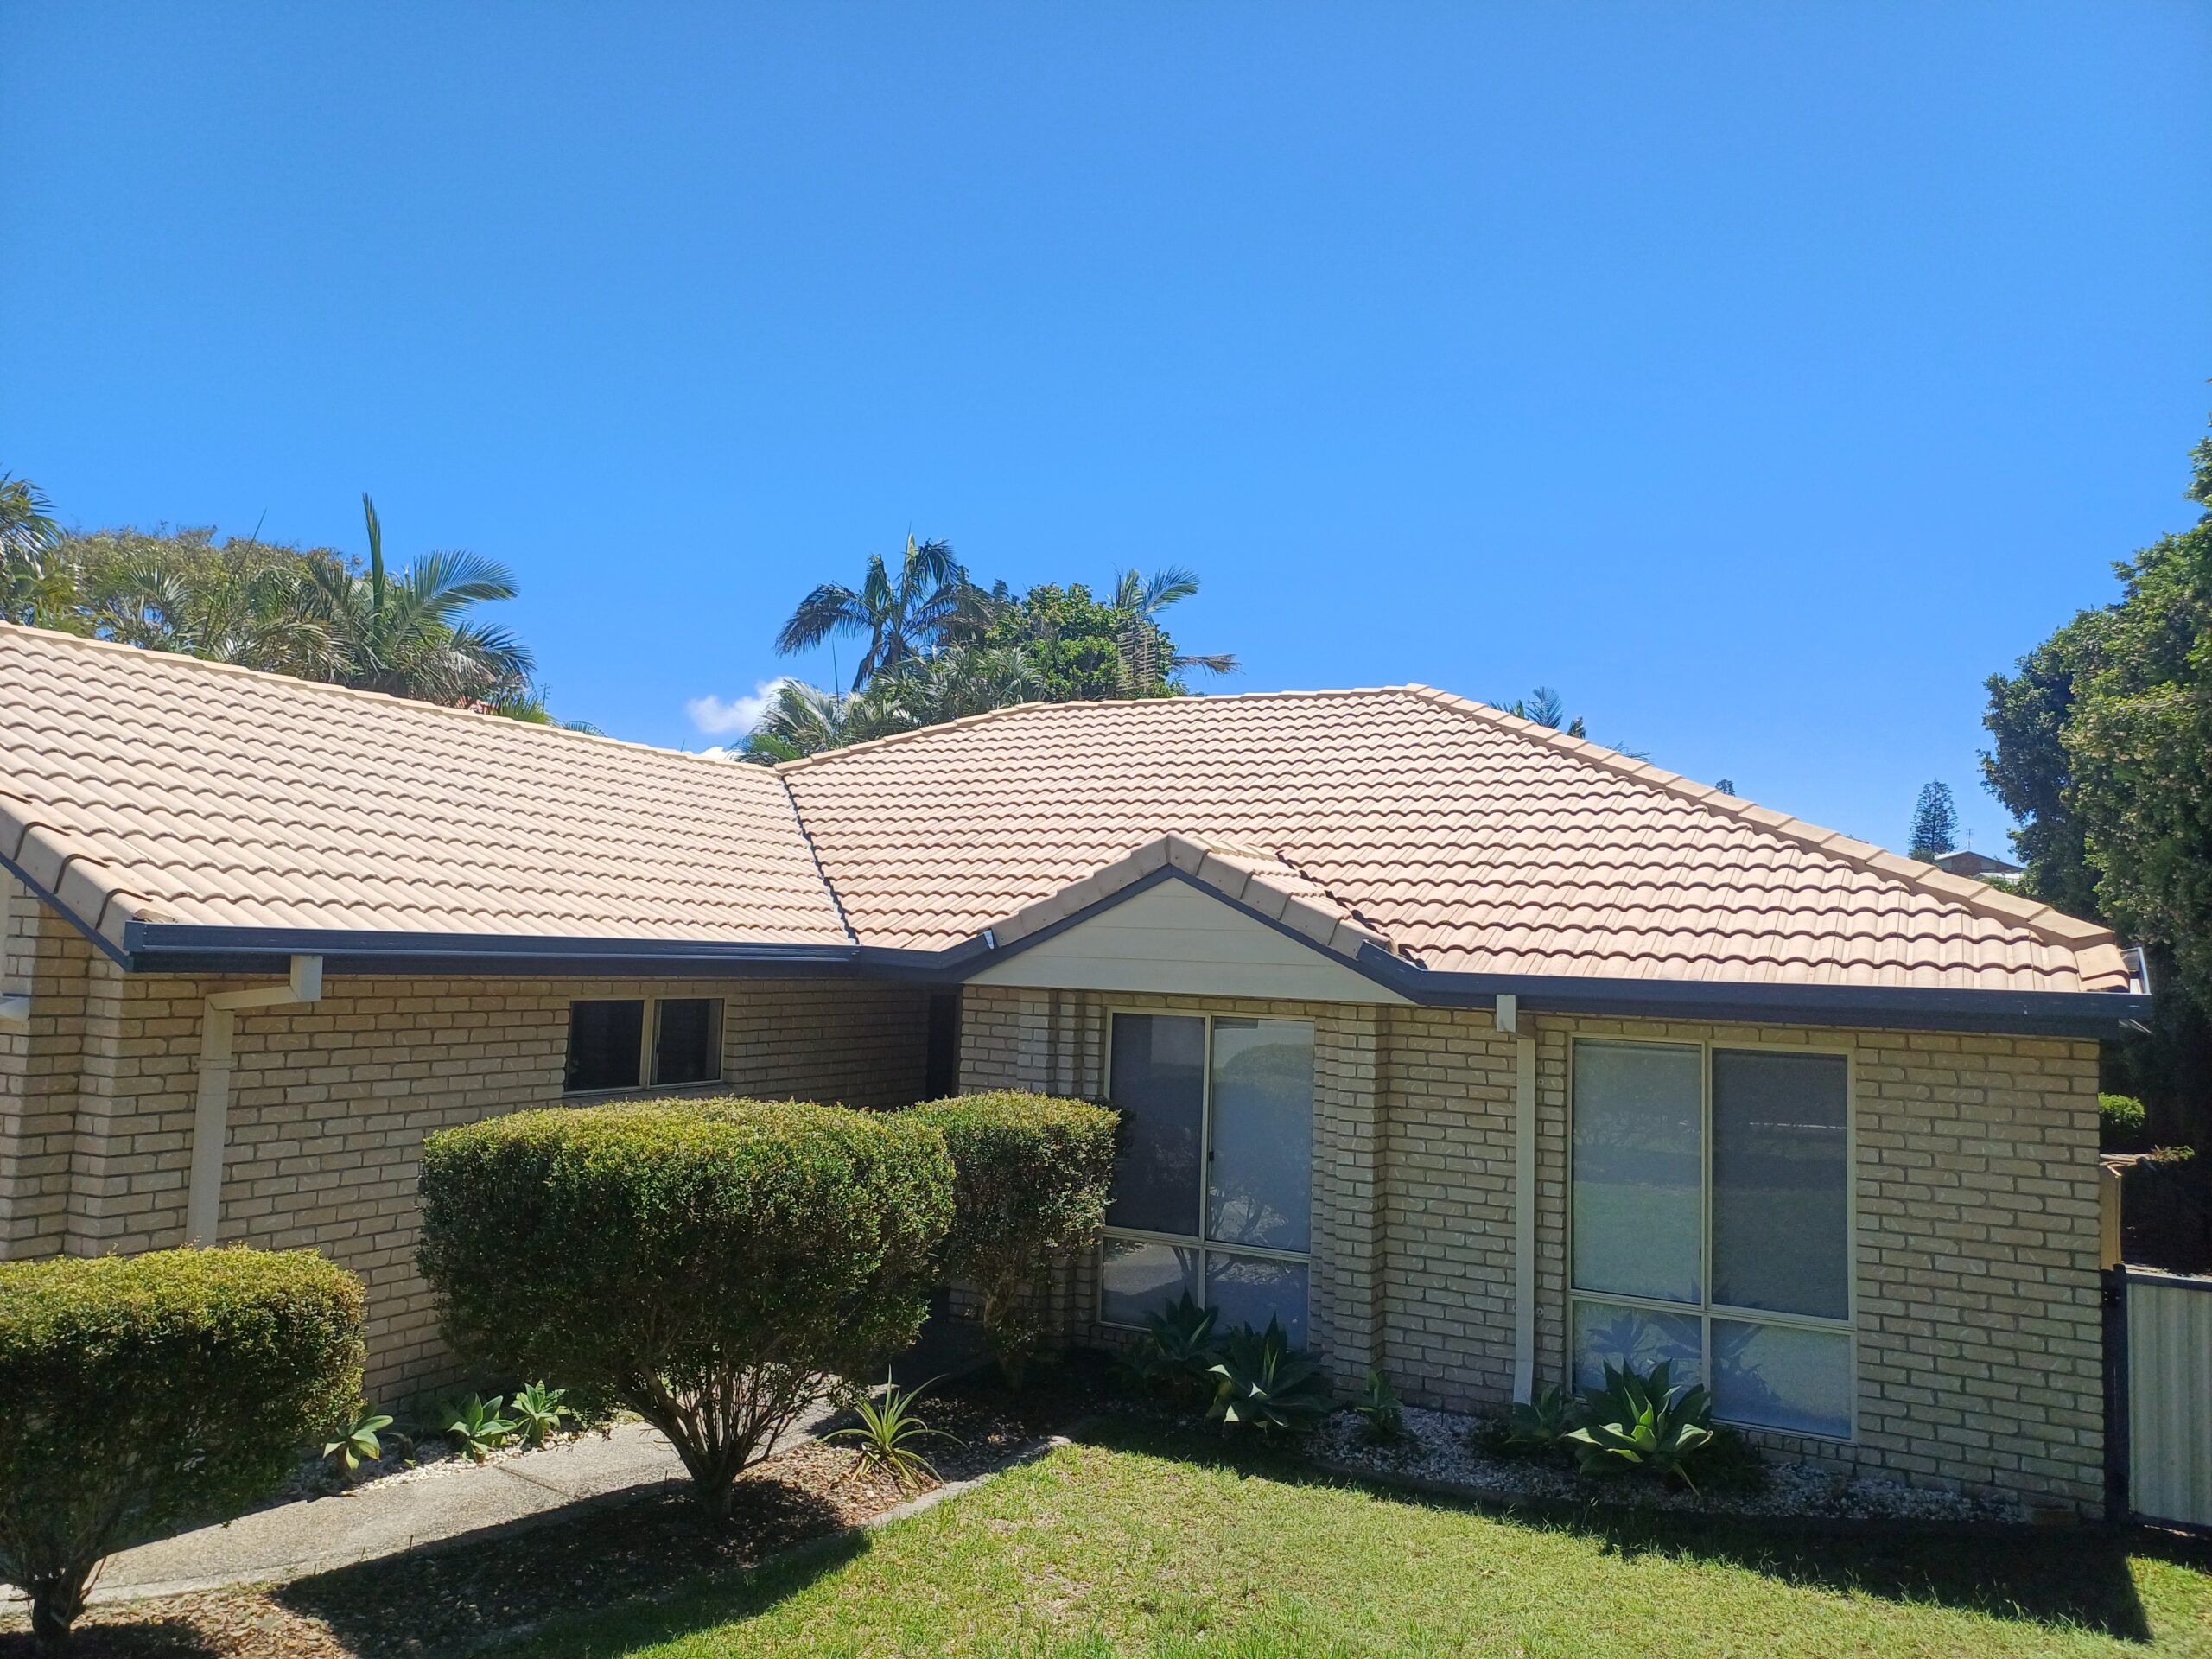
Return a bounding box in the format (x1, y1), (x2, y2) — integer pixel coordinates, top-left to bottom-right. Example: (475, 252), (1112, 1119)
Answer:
(186, 957), (322, 1246)
(1511, 1027), (1538, 1402)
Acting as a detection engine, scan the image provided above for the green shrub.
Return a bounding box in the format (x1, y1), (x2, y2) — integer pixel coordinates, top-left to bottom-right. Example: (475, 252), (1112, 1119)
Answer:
(0, 1248), (363, 1649)
(1124, 1291), (1224, 1404)
(2101, 1092), (2151, 1153)
(1352, 1368), (1406, 1443)
(903, 1092), (1117, 1381)
(418, 1097), (951, 1519)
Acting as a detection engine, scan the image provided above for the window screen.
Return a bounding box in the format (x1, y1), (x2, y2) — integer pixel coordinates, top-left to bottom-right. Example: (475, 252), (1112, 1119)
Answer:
(565, 999), (644, 1093)
(653, 998), (724, 1086)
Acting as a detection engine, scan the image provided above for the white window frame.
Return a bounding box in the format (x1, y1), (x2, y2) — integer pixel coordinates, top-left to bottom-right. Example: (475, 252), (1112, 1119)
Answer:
(562, 995), (727, 1097)
(1566, 1034), (1859, 1442)
(1097, 1007), (1316, 1333)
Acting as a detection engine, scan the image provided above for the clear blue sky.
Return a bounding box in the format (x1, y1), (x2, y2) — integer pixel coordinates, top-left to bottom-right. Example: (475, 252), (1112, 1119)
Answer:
(7, 3), (2208, 856)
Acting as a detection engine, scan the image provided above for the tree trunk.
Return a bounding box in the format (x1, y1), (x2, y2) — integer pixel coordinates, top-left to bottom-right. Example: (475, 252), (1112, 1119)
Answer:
(29, 1569), (87, 1655)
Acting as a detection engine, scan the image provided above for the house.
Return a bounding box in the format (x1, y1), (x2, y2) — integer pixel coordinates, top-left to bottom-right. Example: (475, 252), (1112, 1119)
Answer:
(0, 623), (2149, 1512)
(1931, 848), (2025, 883)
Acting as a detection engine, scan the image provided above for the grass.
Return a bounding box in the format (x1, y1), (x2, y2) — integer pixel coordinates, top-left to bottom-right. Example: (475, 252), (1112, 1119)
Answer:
(507, 1419), (2212, 1659)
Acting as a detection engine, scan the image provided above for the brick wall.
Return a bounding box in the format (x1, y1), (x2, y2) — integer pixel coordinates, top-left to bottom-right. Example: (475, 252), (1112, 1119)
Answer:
(960, 983), (2106, 1510)
(0, 887), (930, 1400)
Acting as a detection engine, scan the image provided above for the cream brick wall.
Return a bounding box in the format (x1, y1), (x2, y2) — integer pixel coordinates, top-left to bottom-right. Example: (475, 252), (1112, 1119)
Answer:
(0, 887), (931, 1401)
(960, 982), (2107, 1510)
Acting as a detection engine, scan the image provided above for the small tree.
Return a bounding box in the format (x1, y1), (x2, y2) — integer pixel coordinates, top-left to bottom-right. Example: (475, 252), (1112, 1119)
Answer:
(906, 1092), (1118, 1382)
(1909, 780), (1958, 861)
(418, 1099), (951, 1520)
(0, 1249), (364, 1652)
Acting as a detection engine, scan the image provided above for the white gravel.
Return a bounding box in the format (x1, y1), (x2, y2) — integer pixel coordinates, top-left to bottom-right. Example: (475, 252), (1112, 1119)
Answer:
(1315, 1406), (2030, 1524)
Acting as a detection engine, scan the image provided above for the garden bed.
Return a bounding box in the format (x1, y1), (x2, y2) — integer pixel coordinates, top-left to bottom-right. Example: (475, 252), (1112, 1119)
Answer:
(0, 1383), (1064, 1659)
(1314, 1404), (2036, 1525)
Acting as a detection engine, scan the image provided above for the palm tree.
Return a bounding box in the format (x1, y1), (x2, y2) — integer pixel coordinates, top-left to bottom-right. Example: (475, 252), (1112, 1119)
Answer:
(1495, 686), (1585, 738)
(304, 495), (534, 703)
(0, 473), (78, 629)
(1110, 566), (1236, 693)
(92, 551), (334, 676)
(741, 680), (880, 763)
(775, 535), (973, 690)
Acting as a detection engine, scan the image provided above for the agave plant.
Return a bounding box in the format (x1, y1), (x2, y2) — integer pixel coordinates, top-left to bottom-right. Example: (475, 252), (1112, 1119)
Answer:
(1503, 1382), (1579, 1450)
(508, 1380), (574, 1448)
(438, 1393), (518, 1462)
(1205, 1319), (1332, 1436)
(826, 1371), (963, 1491)
(1564, 1361), (1715, 1491)
(321, 1404), (395, 1476)
(1125, 1292), (1223, 1402)
(1352, 1368), (1405, 1443)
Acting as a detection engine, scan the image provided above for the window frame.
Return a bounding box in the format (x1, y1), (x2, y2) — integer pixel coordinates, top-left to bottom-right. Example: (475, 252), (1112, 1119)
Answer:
(1097, 1007), (1317, 1335)
(561, 995), (728, 1098)
(1566, 1033), (1859, 1443)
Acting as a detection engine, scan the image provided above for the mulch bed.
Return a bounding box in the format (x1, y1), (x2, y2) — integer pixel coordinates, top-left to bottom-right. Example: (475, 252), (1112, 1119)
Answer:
(0, 1381), (1070, 1659)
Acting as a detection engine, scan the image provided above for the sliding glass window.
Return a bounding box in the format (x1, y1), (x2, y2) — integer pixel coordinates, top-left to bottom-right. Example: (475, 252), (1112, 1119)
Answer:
(1099, 1012), (1314, 1345)
(1571, 1039), (1853, 1440)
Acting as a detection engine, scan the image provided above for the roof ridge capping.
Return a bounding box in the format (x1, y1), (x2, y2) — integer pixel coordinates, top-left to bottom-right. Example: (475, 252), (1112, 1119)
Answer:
(0, 621), (772, 775)
(1392, 684), (2125, 967)
(771, 683), (1411, 773)
(982, 830), (1398, 963)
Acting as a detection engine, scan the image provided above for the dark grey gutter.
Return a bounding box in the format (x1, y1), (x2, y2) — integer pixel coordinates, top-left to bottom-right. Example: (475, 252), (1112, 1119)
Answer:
(1350, 942), (2153, 1039)
(90, 874), (2155, 1039)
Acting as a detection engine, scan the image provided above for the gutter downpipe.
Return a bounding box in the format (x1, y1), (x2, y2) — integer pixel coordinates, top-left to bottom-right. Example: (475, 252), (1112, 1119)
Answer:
(187, 956), (322, 1246)
(1497, 994), (1538, 1402)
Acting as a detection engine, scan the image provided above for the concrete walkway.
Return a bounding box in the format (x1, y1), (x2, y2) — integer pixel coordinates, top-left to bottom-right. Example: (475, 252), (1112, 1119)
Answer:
(3, 1406), (839, 1608)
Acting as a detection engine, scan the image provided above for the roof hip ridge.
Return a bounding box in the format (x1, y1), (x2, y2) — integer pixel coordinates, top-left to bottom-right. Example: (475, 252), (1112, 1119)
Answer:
(1390, 683), (2120, 960)
(0, 620), (765, 772)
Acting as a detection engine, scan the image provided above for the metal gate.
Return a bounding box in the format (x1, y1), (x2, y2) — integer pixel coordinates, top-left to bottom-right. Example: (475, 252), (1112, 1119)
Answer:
(2112, 1267), (2212, 1529)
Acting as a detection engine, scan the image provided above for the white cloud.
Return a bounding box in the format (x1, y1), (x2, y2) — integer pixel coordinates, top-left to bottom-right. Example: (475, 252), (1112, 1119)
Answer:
(686, 678), (789, 738)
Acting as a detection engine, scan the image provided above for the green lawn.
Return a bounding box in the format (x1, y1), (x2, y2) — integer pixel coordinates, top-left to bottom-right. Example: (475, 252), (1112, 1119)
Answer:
(513, 1421), (2212, 1659)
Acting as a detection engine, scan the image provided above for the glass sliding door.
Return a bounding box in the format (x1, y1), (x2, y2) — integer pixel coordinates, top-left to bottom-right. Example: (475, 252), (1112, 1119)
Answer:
(1100, 1012), (1314, 1346)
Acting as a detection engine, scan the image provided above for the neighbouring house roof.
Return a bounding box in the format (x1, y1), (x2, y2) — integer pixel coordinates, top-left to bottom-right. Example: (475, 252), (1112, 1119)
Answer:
(1931, 849), (2024, 880)
(0, 624), (2143, 1029)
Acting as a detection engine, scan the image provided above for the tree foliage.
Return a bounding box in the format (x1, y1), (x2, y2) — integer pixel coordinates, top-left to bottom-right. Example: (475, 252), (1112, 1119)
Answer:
(1985, 415), (2212, 1137)
(1908, 781), (1959, 861)
(0, 474), (573, 721)
(754, 540), (1236, 760)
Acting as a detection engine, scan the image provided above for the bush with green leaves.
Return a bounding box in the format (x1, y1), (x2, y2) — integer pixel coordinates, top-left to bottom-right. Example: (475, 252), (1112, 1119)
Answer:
(418, 1097), (951, 1519)
(1205, 1318), (1332, 1436)
(0, 1248), (363, 1650)
(2102, 1093), (2151, 1153)
(1123, 1291), (1224, 1403)
(902, 1092), (1116, 1381)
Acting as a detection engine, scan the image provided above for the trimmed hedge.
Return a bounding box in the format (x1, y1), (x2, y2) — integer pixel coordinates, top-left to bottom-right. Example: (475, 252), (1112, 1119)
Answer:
(905, 1092), (1118, 1379)
(417, 1098), (952, 1516)
(2101, 1092), (2151, 1154)
(0, 1248), (364, 1649)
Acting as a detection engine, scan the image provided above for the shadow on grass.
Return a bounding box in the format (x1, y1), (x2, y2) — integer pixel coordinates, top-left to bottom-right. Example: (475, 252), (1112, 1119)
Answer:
(273, 1471), (847, 1658)
(0, 1618), (222, 1659)
(1077, 1415), (2201, 1644)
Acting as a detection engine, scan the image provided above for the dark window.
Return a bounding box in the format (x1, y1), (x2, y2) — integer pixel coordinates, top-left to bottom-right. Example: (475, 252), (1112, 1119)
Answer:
(565, 999), (644, 1093)
(652, 998), (723, 1086)
(924, 992), (962, 1098)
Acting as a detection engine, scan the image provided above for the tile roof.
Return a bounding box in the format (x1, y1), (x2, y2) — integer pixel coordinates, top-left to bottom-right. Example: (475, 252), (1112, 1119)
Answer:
(0, 624), (2133, 995)
(0, 625), (851, 951)
(781, 685), (2132, 993)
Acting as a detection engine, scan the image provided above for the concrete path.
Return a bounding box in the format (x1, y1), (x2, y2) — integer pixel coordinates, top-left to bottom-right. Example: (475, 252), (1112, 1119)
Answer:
(3, 1406), (839, 1608)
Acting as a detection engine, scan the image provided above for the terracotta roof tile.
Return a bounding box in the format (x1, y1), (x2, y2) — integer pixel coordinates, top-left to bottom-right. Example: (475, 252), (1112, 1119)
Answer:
(0, 624), (850, 949)
(781, 684), (2132, 993)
